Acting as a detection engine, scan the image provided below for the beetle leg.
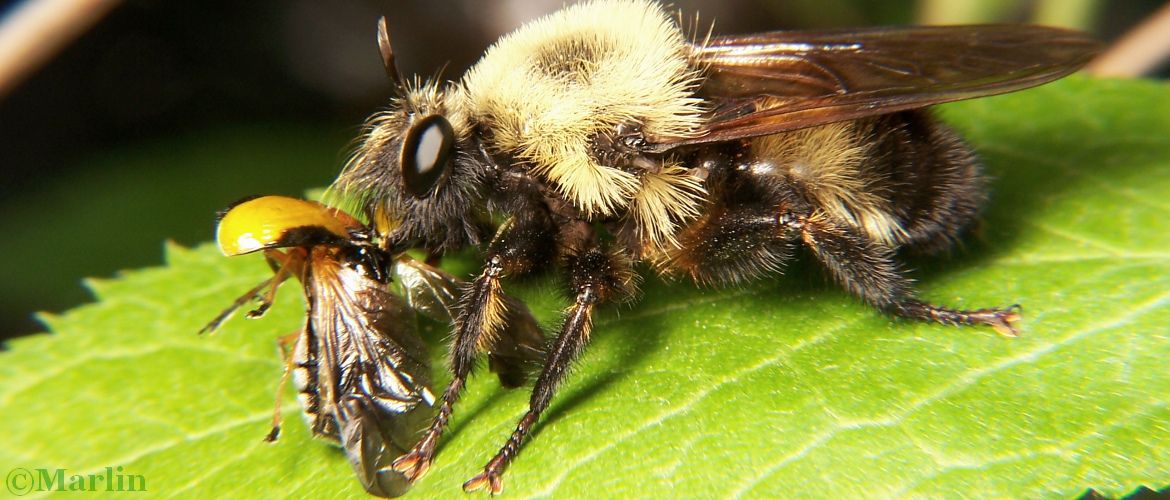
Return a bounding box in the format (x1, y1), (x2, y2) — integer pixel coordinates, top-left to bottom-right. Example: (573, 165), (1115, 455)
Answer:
(199, 277), (278, 334)
(264, 331), (302, 442)
(247, 255), (295, 319)
(199, 250), (300, 335)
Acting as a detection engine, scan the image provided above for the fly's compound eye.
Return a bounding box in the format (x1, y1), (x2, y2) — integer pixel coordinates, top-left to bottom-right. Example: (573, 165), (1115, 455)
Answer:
(401, 114), (455, 198)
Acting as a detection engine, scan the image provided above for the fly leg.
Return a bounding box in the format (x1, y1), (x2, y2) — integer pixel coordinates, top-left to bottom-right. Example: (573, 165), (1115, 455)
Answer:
(790, 210), (1020, 336)
(464, 246), (638, 494)
(393, 217), (556, 482)
(391, 255), (508, 481)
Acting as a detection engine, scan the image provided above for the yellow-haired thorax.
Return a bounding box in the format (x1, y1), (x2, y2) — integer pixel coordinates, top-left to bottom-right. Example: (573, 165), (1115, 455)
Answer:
(626, 164), (707, 254)
(750, 121), (908, 246)
(458, 0), (706, 218)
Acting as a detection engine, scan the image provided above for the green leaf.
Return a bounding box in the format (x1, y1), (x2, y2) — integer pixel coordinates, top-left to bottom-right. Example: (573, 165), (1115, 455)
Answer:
(2, 77), (1167, 498)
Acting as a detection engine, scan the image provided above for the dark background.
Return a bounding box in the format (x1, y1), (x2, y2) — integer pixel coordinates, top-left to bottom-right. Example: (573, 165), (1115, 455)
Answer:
(0, 0), (1162, 340)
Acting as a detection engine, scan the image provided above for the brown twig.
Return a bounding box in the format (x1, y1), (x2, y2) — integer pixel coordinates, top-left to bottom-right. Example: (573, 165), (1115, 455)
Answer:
(1087, 2), (1170, 77)
(0, 0), (120, 99)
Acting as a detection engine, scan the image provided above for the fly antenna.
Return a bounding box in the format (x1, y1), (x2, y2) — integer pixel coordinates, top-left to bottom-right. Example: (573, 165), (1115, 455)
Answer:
(377, 17), (404, 95)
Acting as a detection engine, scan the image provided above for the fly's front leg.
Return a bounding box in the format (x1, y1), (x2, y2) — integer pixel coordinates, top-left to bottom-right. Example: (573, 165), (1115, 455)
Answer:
(790, 210), (1020, 336)
(391, 257), (507, 481)
(464, 247), (638, 494)
(393, 218), (555, 482)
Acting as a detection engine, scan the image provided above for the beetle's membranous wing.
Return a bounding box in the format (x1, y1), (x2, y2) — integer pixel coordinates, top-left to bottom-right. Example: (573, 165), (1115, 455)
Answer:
(648, 25), (1101, 150)
(391, 256), (462, 324)
(392, 256), (546, 388)
(300, 248), (435, 498)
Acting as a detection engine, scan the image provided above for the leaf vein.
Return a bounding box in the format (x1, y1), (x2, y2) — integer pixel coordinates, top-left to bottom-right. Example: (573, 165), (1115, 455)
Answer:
(533, 319), (853, 496)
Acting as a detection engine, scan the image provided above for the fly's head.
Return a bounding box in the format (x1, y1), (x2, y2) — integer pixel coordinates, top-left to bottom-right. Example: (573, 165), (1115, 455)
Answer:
(329, 19), (490, 254)
(331, 81), (491, 254)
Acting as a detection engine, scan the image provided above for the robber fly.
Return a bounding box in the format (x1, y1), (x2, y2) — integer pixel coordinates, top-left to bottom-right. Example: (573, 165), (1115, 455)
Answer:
(327, 0), (1101, 493)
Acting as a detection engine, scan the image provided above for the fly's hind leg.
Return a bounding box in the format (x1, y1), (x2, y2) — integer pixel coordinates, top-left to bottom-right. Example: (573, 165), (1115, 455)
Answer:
(891, 300), (1021, 336)
(790, 210), (1020, 336)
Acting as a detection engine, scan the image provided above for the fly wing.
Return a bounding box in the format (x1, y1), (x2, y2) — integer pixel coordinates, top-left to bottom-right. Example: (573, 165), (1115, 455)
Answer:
(393, 256), (546, 387)
(647, 24), (1100, 151)
(309, 251), (434, 497)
